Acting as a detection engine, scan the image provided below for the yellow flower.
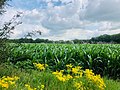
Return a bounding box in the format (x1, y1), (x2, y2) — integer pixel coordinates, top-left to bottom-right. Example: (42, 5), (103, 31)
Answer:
(66, 64), (73, 69)
(33, 63), (48, 71)
(53, 70), (73, 82)
(1, 83), (9, 88)
(25, 84), (29, 87)
(74, 81), (84, 90)
(84, 69), (94, 76)
(84, 69), (106, 90)
(41, 84), (44, 89)
(52, 70), (63, 76)
(38, 84), (45, 90)
(0, 76), (19, 89)
(72, 68), (78, 74)
(65, 74), (73, 80)
(53, 65), (106, 90)
(14, 76), (19, 81)
(6, 76), (14, 81)
(25, 84), (36, 90)
(60, 70), (64, 73)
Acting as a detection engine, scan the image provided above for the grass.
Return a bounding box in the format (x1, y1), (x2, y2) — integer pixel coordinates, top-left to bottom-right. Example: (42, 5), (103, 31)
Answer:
(0, 63), (74, 90)
(0, 63), (120, 90)
(104, 78), (120, 90)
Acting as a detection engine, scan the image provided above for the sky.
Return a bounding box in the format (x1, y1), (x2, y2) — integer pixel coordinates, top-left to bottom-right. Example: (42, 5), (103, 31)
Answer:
(0, 0), (120, 40)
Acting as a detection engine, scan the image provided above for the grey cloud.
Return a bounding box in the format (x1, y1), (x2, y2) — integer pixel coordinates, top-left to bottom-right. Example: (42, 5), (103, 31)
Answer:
(83, 0), (120, 22)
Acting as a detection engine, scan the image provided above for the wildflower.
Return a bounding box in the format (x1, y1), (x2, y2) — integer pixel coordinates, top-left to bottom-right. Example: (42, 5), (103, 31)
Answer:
(84, 69), (106, 90)
(14, 76), (19, 81)
(25, 84), (36, 90)
(66, 64), (73, 69)
(41, 84), (44, 90)
(74, 81), (84, 90)
(53, 65), (106, 90)
(52, 70), (72, 82)
(33, 63), (48, 71)
(38, 84), (45, 90)
(0, 76), (19, 89)
(65, 74), (73, 80)
(1, 83), (9, 88)
(52, 70), (63, 76)
(84, 69), (94, 76)
(72, 66), (82, 74)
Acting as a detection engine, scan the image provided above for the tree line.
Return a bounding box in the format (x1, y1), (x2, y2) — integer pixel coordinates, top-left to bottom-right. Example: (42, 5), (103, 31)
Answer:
(90, 33), (120, 44)
(6, 33), (120, 44)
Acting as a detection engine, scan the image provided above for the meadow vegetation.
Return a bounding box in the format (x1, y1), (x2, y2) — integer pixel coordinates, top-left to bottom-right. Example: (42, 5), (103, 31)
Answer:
(9, 44), (120, 79)
(0, 62), (120, 90)
(0, 0), (120, 90)
(0, 43), (120, 90)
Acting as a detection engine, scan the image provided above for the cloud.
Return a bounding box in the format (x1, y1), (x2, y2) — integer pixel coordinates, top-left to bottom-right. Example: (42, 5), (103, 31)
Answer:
(10, 23), (50, 39)
(42, 28), (120, 40)
(83, 0), (120, 22)
(41, 0), (83, 30)
(1, 0), (120, 40)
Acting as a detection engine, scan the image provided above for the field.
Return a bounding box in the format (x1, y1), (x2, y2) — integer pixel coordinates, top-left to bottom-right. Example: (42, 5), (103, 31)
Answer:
(0, 43), (120, 90)
(9, 44), (120, 78)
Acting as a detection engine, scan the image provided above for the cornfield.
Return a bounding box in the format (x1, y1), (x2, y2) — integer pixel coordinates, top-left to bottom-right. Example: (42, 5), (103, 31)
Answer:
(9, 44), (120, 79)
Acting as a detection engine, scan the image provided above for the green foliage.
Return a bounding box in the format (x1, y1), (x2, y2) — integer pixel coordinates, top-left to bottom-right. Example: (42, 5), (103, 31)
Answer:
(104, 77), (120, 90)
(91, 33), (120, 43)
(0, 63), (120, 90)
(9, 44), (120, 79)
(0, 39), (8, 63)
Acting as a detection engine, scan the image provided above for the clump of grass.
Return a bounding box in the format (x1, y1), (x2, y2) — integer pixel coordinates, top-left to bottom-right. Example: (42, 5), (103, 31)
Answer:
(104, 78), (120, 90)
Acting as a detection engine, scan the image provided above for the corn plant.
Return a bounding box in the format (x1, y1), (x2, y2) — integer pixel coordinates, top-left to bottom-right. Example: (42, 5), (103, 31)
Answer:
(9, 44), (120, 79)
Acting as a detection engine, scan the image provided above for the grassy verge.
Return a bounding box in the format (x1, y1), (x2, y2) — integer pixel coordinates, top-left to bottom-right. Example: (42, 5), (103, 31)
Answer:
(104, 78), (120, 90)
(0, 63), (120, 90)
